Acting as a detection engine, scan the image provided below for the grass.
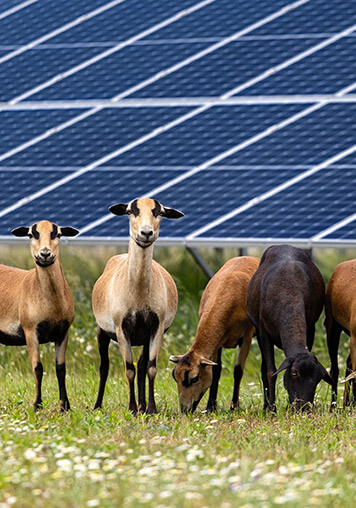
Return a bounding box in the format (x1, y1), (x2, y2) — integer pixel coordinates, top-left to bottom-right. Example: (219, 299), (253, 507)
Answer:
(0, 244), (355, 508)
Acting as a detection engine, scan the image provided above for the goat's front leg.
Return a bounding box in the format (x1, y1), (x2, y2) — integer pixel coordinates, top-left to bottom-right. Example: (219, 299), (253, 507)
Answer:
(55, 332), (70, 412)
(257, 330), (277, 412)
(206, 348), (222, 412)
(137, 342), (149, 413)
(231, 331), (253, 410)
(94, 328), (110, 410)
(116, 328), (137, 414)
(147, 325), (165, 414)
(25, 328), (43, 411)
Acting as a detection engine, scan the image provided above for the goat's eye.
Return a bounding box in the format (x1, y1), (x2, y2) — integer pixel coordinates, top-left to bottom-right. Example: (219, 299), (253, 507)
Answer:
(291, 370), (298, 377)
(190, 375), (199, 384)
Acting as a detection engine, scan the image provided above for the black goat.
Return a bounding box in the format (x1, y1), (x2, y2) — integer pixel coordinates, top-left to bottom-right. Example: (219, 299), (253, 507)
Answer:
(246, 245), (332, 411)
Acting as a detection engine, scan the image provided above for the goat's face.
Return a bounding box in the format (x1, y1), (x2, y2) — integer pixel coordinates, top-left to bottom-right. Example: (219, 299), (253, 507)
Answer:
(109, 198), (184, 248)
(275, 351), (332, 410)
(11, 221), (79, 267)
(170, 352), (217, 412)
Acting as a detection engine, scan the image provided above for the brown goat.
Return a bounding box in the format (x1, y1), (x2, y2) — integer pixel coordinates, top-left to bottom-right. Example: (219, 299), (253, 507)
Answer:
(1, 220), (79, 411)
(325, 258), (356, 407)
(92, 197), (183, 414)
(170, 256), (260, 412)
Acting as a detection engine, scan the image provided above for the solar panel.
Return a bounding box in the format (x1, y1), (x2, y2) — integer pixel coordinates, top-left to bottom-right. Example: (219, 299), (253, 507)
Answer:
(0, 0), (355, 249)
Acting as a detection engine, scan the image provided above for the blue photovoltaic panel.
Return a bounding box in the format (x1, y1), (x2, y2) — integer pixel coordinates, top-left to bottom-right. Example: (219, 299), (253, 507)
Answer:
(4, 107), (192, 167)
(48, 0), (198, 44)
(0, 47), (108, 102)
(241, 38), (356, 96)
(130, 38), (323, 99)
(252, 0), (356, 35)
(0, 0), (109, 45)
(215, 104), (356, 167)
(0, 0), (355, 247)
(0, 170), (74, 211)
(324, 220), (356, 240)
(27, 42), (210, 101)
(147, 0), (291, 39)
(0, 169), (185, 234)
(108, 105), (305, 167)
(197, 169), (355, 239)
(0, 109), (87, 155)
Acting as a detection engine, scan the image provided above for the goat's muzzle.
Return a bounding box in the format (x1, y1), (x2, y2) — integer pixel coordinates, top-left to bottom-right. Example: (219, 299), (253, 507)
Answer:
(35, 249), (55, 267)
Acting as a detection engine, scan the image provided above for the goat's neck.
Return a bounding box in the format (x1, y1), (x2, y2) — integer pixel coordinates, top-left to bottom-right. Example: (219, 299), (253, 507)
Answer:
(127, 238), (154, 295)
(35, 257), (66, 299)
(191, 315), (218, 360)
(279, 313), (309, 356)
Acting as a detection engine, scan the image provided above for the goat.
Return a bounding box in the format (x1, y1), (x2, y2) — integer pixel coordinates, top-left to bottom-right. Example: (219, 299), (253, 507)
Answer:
(92, 197), (183, 414)
(170, 256), (260, 413)
(1, 220), (79, 411)
(325, 259), (356, 407)
(246, 245), (332, 411)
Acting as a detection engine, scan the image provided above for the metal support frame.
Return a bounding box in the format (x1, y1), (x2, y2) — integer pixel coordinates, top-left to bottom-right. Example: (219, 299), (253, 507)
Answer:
(186, 247), (215, 279)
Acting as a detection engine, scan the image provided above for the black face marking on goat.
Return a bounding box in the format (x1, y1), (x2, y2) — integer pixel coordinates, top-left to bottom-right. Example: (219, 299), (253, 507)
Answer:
(50, 224), (58, 240)
(183, 370), (191, 388)
(130, 199), (140, 217)
(152, 200), (161, 218)
(31, 224), (40, 240)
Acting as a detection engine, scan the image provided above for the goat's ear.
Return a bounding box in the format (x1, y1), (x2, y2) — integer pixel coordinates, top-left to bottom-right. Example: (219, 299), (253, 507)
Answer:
(11, 226), (30, 237)
(161, 206), (184, 219)
(345, 370), (356, 383)
(60, 226), (79, 237)
(319, 363), (333, 385)
(169, 355), (184, 363)
(109, 203), (128, 216)
(274, 357), (293, 376)
(200, 357), (218, 366)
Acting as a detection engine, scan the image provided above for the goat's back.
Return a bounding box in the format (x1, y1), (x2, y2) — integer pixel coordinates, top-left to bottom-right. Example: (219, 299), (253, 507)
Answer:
(326, 259), (356, 333)
(247, 245), (325, 333)
(0, 264), (29, 325)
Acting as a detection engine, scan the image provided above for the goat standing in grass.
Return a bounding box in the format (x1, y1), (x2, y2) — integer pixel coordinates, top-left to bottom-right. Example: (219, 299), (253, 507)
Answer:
(92, 197), (183, 414)
(247, 245), (332, 411)
(170, 256), (260, 413)
(325, 259), (356, 407)
(1, 220), (79, 411)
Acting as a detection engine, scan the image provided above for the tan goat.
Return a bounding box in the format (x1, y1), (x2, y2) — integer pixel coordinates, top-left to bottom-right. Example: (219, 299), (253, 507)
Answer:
(170, 256), (260, 412)
(1, 220), (79, 411)
(92, 197), (183, 414)
(325, 258), (356, 407)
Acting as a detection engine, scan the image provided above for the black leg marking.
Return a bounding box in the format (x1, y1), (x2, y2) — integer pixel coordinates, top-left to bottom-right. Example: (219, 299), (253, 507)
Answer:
(206, 348), (222, 412)
(326, 319), (342, 408)
(34, 362), (43, 411)
(231, 364), (243, 410)
(147, 359), (157, 415)
(56, 362), (70, 412)
(94, 329), (110, 410)
(137, 344), (149, 413)
(126, 362), (137, 414)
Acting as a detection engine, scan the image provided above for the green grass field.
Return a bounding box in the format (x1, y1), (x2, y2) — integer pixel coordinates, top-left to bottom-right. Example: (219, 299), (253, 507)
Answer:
(0, 245), (355, 508)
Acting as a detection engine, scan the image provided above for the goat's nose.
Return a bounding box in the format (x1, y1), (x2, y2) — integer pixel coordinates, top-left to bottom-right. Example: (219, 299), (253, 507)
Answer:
(140, 226), (153, 239)
(40, 248), (51, 259)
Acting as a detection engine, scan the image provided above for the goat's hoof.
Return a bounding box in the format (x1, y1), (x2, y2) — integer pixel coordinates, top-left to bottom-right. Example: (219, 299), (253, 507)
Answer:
(93, 404), (102, 411)
(138, 404), (146, 414)
(33, 401), (43, 412)
(146, 404), (157, 415)
(129, 404), (138, 416)
(230, 402), (239, 411)
(60, 400), (71, 412)
(206, 404), (217, 413)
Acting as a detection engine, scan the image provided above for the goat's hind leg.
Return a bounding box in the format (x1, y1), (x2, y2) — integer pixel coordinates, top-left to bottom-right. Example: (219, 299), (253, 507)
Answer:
(94, 327), (111, 410)
(231, 332), (252, 410)
(345, 325), (356, 407)
(55, 332), (70, 411)
(25, 328), (43, 411)
(147, 325), (165, 414)
(325, 311), (342, 409)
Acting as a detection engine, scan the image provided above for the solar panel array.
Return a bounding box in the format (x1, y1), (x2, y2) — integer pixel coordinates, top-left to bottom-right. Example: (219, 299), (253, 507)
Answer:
(0, 0), (355, 248)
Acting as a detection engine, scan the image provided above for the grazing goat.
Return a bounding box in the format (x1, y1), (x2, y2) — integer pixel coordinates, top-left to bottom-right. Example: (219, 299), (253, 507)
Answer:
(170, 256), (260, 413)
(246, 245), (332, 411)
(1, 220), (79, 411)
(325, 259), (356, 407)
(92, 197), (183, 414)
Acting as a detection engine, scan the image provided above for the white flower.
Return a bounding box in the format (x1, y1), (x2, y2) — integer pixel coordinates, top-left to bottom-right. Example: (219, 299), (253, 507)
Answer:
(87, 501), (100, 507)
(24, 449), (36, 460)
